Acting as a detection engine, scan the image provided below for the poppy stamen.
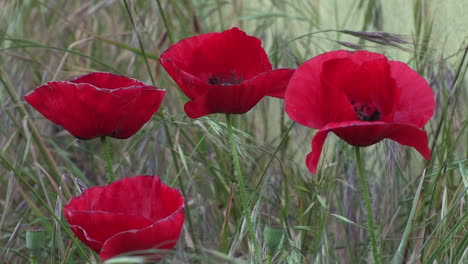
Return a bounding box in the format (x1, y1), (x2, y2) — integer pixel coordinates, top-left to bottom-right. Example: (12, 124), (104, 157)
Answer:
(351, 101), (381, 121)
(208, 72), (243, 86)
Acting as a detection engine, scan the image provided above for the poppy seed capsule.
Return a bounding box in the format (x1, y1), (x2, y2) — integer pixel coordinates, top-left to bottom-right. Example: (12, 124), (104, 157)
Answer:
(263, 225), (283, 252)
(26, 226), (45, 255)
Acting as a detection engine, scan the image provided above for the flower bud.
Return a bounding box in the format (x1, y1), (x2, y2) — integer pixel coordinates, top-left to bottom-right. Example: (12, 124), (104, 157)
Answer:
(263, 225), (283, 252)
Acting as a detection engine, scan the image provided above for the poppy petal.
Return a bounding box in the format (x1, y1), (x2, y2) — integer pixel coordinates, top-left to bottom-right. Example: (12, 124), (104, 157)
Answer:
(332, 122), (431, 159)
(305, 130), (329, 174)
(160, 28), (292, 118)
(265, 68), (296, 98)
(159, 27), (271, 86)
(347, 50), (387, 64)
(65, 176), (183, 220)
(64, 176), (185, 261)
(324, 121), (429, 151)
(386, 125), (431, 160)
(184, 82), (267, 118)
(158, 59), (205, 99)
(25, 82), (115, 139)
(109, 87), (165, 139)
(69, 72), (146, 89)
(99, 207), (185, 261)
(24, 74), (165, 139)
(287, 50), (434, 174)
(285, 50), (356, 129)
(64, 211), (154, 252)
(323, 57), (398, 120)
(64, 224), (102, 253)
(184, 69), (290, 118)
(389, 61), (435, 127)
(305, 121), (431, 173)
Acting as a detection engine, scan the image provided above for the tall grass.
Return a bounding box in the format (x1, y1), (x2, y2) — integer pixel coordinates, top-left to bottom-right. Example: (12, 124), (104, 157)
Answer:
(1, 0), (467, 263)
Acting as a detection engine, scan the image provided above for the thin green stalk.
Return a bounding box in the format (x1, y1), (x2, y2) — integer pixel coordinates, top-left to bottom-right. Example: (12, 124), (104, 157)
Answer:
(225, 114), (261, 263)
(100, 136), (115, 183)
(175, 145), (201, 259)
(216, 0), (225, 30)
(122, 0), (155, 85)
(160, 118), (201, 260)
(0, 154), (91, 262)
(122, 7), (196, 248)
(156, 0), (174, 44)
(0, 69), (63, 183)
(1, 39), (123, 74)
(253, 121), (295, 192)
(266, 253), (272, 264)
(390, 170), (426, 264)
(355, 147), (380, 264)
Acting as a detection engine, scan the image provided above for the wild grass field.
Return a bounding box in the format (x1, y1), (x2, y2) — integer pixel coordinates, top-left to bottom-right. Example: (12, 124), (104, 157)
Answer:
(0, 0), (467, 263)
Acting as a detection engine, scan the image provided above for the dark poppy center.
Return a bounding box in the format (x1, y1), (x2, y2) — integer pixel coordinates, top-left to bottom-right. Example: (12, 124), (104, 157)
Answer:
(208, 72), (243, 86)
(351, 101), (381, 121)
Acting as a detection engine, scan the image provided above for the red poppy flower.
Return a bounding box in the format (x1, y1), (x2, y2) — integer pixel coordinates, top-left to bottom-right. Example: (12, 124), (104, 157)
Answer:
(24, 72), (165, 140)
(159, 27), (295, 118)
(285, 50), (435, 173)
(64, 175), (185, 262)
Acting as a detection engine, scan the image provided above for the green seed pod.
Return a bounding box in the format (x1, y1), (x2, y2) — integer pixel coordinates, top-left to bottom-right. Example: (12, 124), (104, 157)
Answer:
(26, 226), (45, 254)
(263, 225), (283, 252)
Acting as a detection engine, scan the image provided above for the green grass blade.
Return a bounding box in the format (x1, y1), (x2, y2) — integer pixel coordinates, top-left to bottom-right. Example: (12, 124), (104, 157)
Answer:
(390, 170), (426, 264)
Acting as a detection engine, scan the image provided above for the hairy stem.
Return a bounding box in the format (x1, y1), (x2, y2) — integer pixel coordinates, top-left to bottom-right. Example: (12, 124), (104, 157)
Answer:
(355, 147), (380, 264)
(226, 114), (261, 263)
(101, 136), (115, 183)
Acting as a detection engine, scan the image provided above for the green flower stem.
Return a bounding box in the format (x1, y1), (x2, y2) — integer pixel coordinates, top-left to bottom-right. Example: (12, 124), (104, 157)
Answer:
(225, 114), (261, 263)
(122, 0), (155, 85)
(216, 0), (225, 30)
(355, 147), (380, 264)
(156, 0), (174, 44)
(253, 121), (295, 192)
(101, 136), (115, 183)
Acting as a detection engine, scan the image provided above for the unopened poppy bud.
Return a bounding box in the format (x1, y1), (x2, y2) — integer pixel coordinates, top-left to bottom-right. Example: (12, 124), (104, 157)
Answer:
(263, 225), (283, 252)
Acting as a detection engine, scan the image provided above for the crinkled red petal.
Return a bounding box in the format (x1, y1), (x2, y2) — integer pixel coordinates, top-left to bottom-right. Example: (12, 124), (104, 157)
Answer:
(109, 87), (165, 139)
(24, 81), (165, 139)
(64, 176), (185, 261)
(286, 50), (403, 129)
(184, 69), (293, 118)
(64, 176), (184, 220)
(322, 57), (399, 121)
(347, 50), (386, 64)
(305, 121), (431, 174)
(69, 72), (146, 89)
(64, 210), (153, 253)
(100, 206), (185, 261)
(389, 61), (435, 127)
(285, 50), (353, 129)
(265, 68), (295, 98)
(160, 27), (272, 101)
(305, 130), (329, 174)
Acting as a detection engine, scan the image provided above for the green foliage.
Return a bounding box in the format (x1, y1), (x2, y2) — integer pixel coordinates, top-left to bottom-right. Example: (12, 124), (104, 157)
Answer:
(0, 0), (467, 263)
